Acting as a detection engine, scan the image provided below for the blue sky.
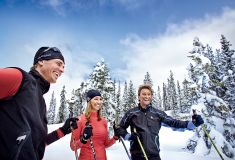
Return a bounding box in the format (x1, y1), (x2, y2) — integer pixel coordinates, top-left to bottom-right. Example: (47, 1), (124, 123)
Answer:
(1, 0), (235, 102)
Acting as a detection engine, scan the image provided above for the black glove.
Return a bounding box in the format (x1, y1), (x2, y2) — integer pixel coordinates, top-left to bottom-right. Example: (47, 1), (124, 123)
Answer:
(192, 115), (204, 127)
(113, 122), (127, 138)
(128, 132), (140, 142)
(60, 117), (78, 135)
(80, 124), (93, 144)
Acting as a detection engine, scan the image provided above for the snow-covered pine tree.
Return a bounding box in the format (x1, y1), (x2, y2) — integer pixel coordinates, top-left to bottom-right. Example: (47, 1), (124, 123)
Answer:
(115, 81), (123, 123)
(112, 79), (117, 103)
(127, 80), (137, 109)
(162, 82), (170, 111)
(176, 81), (182, 112)
(67, 89), (79, 118)
(168, 70), (178, 117)
(74, 84), (87, 117)
(47, 91), (56, 124)
(186, 37), (234, 158)
(68, 81), (89, 118)
(89, 59), (116, 123)
(156, 86), (162, 110)
(181, 78), (192, 113)
(143, 72), (153, 86)
(143, 72), (158, 107)
(56, 85), (69, 123)
(219, 35), (235, 116)
(122, 81), (129, 113)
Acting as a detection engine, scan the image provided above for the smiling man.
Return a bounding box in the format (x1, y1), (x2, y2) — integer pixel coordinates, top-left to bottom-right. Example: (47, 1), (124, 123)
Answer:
(0, 47), (78, 160)
(113, 84), (204, 160)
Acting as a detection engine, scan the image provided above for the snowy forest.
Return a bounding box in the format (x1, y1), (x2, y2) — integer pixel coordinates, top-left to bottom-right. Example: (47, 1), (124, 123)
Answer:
(46, 35), (235, 159)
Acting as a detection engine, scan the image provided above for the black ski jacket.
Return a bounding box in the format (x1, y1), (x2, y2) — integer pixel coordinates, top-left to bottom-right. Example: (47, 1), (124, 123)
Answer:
(119, 104), (188, 159)
(0, 68), (49, 160)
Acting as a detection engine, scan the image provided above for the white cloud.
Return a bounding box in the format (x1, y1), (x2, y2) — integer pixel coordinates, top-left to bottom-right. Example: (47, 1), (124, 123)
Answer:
(120, 7), (235, 90)
(37, 0), (151, 16)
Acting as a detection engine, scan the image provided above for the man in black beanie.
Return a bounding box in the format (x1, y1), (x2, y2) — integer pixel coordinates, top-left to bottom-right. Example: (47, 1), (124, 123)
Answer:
(0, 47), (78, 160)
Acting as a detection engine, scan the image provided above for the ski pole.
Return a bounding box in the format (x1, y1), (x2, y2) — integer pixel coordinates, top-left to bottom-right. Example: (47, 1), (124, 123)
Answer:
(89, 137), (97, 160)
(113, 121), (132, 160)
(85, 121), (97, 160)
(133, 128), (148, 160)
(192, 110), (224, 160)
(119, 137), (132, 160)
(201, 125), (224, 160)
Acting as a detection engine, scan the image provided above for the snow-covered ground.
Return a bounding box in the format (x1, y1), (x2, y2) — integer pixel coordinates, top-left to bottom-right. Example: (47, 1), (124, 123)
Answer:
(44, 124), (230, 160)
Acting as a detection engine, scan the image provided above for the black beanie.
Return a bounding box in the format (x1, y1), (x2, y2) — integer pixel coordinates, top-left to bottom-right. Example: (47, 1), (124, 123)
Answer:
(86, 89), (101, 102)
(33, 47), (65, 65)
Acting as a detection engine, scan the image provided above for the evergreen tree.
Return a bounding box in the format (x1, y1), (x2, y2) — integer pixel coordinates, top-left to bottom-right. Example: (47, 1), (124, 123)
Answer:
(156, 86), (162, 110)
(168, 70), (178, 116)
(122, 81), (129, 113)
(181, 78), (192, 113)
(162, 82), (170, 111)
(219, 35), (235, 114)
(112, 79), (117, 103)
(176, 81), (183, 113)
(143, 72), (153, 86)
(74, 85), (86, 117)
(57, 85), (68, 123)
(127, 80), (137, 109)
(143, 72), (158, 107)
(89, 59), (116, 122)
(186, 37), (234, 158)
(47, 91), (56, 124)
(115, 81), (123, 123)
(67, 89), (82, 118)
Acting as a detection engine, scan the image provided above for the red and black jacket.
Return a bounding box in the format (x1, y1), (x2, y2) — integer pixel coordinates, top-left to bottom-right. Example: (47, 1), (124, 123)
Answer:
(0, 68), (63, 160)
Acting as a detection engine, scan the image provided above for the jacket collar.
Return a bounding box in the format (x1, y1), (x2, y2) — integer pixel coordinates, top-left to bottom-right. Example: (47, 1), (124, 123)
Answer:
(138, 103), (152, 112)
(29, 69), (50, 94)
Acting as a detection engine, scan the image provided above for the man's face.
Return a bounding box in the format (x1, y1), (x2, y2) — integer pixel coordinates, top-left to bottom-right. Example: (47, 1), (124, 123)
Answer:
(38, 59), (65, 83)
(138, 88), (152, 108)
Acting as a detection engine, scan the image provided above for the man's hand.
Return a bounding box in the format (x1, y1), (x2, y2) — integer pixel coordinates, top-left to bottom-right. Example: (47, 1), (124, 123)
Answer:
(113, 122), (127, 138)
(60, 117), (78, 135)
(192, 114), (204, 127)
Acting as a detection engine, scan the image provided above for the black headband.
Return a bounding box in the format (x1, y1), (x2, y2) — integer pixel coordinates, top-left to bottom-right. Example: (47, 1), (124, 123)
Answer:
(33, 47), (65, 65)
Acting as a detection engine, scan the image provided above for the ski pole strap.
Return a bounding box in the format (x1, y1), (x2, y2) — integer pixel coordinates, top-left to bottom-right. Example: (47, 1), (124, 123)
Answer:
(89, 137), (97, 160)
(120, 137), (131, 160)
(133, 128), (149, 160)
(202, 125), (224, 160)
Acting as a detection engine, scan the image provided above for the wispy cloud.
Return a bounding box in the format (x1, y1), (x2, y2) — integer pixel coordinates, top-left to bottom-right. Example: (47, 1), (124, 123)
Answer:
(36, 0), (155, 16)
(119, 7), (235, 89)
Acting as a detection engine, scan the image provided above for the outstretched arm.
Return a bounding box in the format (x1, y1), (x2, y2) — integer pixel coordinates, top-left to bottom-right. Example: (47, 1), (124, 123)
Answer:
(160, 110), (204, 131)
(158, 111), (188, 128)
(46, 117), (78, 145)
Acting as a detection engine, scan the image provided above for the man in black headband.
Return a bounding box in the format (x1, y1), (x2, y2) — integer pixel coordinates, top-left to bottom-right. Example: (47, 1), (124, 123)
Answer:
(0, 47), (78, 160)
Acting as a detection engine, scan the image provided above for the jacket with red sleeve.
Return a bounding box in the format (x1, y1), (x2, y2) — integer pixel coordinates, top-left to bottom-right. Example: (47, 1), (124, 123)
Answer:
(0, 68), (65, 160)
(70, 112), (116, 160)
